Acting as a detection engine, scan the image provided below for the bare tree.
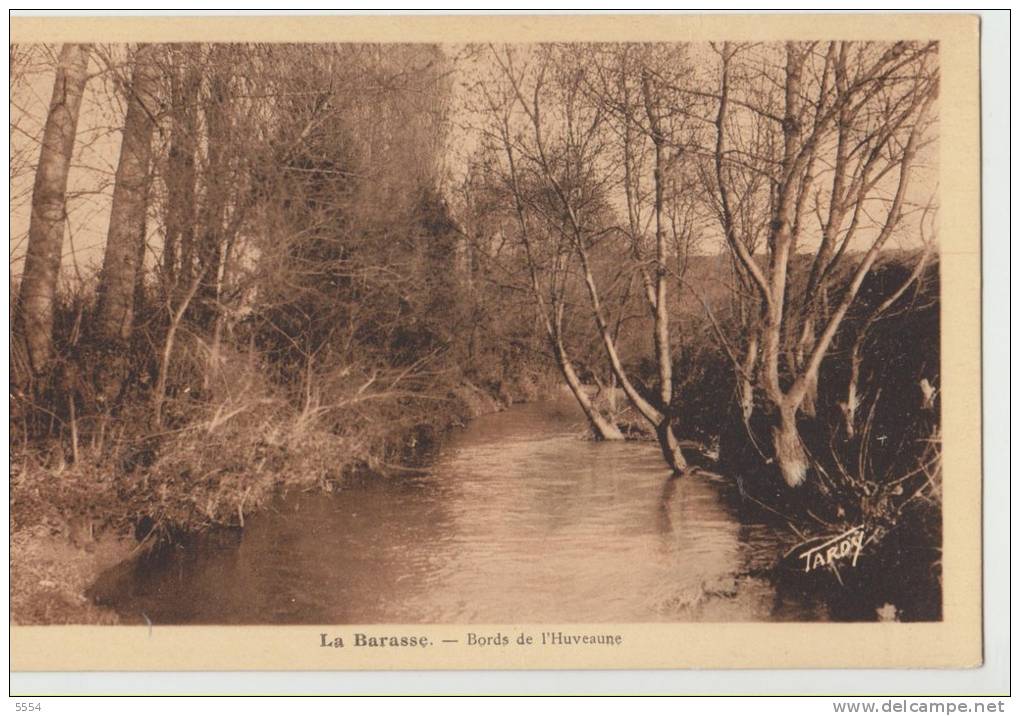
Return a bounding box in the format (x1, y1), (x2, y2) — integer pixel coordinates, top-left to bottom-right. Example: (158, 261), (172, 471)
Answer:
(584, 43), (704, 469)
(471, 52), (624, 440)
(710, 41), (938, 486)
(16, 43), (90, 375)
(487, 44), (699, 472)
(503, 120), (626, 442)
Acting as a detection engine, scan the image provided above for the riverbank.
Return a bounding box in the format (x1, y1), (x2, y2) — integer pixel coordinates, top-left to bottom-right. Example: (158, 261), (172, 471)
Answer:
(10, 524), (134, 625)
(9, 373), (553, 625)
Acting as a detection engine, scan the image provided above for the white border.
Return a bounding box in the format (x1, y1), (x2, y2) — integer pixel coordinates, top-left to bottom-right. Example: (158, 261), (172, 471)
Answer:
(6, 6), (1010, 697)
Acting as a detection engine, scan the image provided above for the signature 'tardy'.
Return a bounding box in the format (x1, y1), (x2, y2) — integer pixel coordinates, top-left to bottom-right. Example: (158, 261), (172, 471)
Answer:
(798, 526), (866, 573)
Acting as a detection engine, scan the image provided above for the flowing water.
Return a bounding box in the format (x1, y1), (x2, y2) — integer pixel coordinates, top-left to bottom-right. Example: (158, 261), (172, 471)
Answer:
(98, 399), (831, 624)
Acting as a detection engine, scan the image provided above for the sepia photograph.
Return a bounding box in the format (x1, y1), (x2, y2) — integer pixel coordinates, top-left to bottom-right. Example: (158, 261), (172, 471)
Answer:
(8, 13), (987, 677)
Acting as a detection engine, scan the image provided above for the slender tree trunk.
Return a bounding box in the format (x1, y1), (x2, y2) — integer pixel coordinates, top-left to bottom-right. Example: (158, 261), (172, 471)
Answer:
(642, 70), (687, 476)
(656, 421), (687, 475)
(794, 315), (819, 417)
(841, 342), (863, 439)
(740, 332), (759, 424)
(800, 372), (818, 418)
(95, 43), (160, 343)
(574, 238), (664, 427)
(127, 204), (151, 374)
(164, 44), (200, 294)
(153, 270), (205, 428)
(190, 57), (230, 330)
(17, 43), (90, 374)
(554, 337), (625, 441)
(572, 222), (687, 470)
(772, 401), (808, 487)
(642, 72), (674, 416)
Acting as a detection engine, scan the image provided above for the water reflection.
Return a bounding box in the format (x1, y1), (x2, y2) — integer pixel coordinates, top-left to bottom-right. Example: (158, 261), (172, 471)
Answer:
(98, 399), (826, 624)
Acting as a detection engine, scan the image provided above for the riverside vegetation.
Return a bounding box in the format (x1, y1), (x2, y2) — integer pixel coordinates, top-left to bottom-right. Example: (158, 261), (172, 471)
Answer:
(10, 41), (942, 623)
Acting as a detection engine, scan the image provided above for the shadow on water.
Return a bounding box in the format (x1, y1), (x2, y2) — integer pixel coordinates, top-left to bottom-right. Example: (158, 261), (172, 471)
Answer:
(90, 397), (921, 625)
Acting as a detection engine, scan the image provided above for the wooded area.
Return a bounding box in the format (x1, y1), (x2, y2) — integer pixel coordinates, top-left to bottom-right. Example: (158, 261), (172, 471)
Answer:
(10, 41), (942, 623)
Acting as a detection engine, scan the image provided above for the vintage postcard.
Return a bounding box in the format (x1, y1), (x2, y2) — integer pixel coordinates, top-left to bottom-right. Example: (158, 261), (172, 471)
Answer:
(9, 13), (981, 671)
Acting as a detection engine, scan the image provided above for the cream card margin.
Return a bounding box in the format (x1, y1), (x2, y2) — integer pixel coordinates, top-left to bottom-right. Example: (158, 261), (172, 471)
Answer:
(9, 13), (981, 671)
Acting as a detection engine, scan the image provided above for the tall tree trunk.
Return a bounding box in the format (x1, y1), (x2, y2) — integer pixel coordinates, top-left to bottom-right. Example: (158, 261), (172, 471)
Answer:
(554, 336), (625, 441)
(572, 242), (670, 429)
(190, 55), (230, 330)
(17, 43), (90, 374)
(772, 402), (808, 487)
(795, 315), (819, 417)
(740, 332), (759, 424)
(131, 206), (149, 318)
(574, 242), (686, 469)
(642, 71), (674, 416)
(95, 43), (160, 343)
(656, 421), (687, 475)
(642, 70), (688, 476)
(841, 344), (863, 440)
(163, 44), (200, 295)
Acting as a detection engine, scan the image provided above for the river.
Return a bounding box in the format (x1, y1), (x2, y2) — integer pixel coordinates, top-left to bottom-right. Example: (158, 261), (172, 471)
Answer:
(97, 398), (831, 624)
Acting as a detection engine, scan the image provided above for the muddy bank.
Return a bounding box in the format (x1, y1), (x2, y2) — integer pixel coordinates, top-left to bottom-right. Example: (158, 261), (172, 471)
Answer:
(10, 526), (135, 624)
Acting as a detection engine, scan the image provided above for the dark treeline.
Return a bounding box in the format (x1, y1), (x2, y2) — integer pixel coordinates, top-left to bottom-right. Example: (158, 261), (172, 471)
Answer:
(10, 41), (941, 621)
